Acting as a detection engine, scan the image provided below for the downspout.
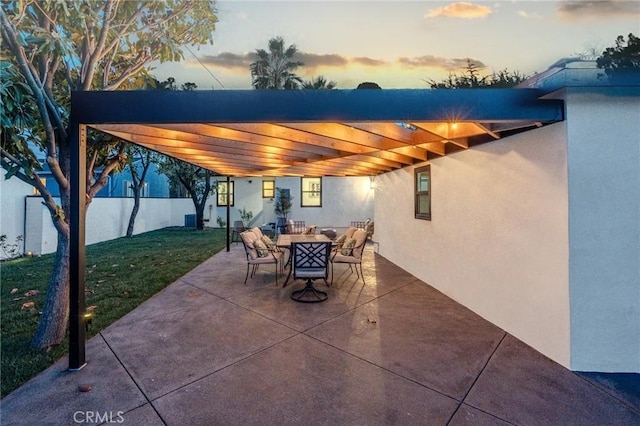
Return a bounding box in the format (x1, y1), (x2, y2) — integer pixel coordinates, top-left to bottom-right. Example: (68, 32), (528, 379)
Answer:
(23, 196), (27, 256)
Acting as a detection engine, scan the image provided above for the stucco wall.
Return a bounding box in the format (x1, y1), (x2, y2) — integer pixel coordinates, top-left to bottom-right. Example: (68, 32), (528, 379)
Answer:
(24, 197), (195, 255)
(375, 123), (571, 368)
(19, 176), (374, 256)
(211, 176), (374, 231)
(0, 174), (33, 259)
(566, 88), (640, 372)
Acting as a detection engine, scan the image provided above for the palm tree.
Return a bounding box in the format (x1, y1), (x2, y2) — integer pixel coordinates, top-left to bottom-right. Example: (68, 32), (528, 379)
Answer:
(302, 75), (337, 89)
(250, 37), (304, 89)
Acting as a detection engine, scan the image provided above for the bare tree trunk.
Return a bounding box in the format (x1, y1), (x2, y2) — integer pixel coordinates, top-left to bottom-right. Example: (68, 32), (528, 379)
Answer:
(31, 224), (70, 348)
(126, 191), (141, 237)
(196, 204), (205, 230)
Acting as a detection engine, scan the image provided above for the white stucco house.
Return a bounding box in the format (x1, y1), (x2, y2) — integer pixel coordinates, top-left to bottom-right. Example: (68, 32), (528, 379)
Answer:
(35, 59), (640, 373)
(376, 62), (639, 373)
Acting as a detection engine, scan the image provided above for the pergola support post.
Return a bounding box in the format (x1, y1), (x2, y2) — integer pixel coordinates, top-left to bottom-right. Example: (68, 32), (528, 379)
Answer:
(225, 175), (230, 252)
(69, 123), (87, 370)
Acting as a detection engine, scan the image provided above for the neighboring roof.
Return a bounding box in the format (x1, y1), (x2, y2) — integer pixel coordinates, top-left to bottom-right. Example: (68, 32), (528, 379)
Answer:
(519, 59), (640, 93)
(73, 88), (562, 177)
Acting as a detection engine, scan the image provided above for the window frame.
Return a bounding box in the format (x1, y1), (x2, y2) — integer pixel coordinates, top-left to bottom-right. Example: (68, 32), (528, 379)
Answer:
(415, 165), (431, 221)
(217, 181), (234, 206)
(300, 177), (322, 207)
(262, 180), (275, 198)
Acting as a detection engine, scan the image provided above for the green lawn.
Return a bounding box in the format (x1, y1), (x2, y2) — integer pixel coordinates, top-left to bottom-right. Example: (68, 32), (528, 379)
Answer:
(1, 227), (227, 398)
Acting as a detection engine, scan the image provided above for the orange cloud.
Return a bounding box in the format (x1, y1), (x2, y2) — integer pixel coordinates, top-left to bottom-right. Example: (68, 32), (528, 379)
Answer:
(399, 56), (486, 71)
(425, 2), (492, 19)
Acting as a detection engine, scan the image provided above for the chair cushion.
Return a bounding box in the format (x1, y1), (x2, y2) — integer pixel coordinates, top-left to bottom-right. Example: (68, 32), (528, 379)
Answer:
(353, 229), (367, 247)
(334, 234), (347, 247)
(340, 237), (355, 255)
(250, 227), (263, 239)
(253, 239), (270, 257)
(295, 268), (326, 278)
(248, 251), (281, 264)
(261, 235), (275, 248)
(345, 226), (357, 238)
(240, 231), (259, 259)
(331, 253), (360, 264)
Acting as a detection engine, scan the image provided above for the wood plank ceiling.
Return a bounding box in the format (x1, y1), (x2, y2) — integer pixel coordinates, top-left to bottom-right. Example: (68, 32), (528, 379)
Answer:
(92, 120), (530, 177)
(79, 89), (563, 177)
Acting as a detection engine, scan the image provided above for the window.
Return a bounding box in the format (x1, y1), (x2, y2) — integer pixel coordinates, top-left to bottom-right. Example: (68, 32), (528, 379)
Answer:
(123, 180), (148, 198)
(262, 180), (275, 198)
(301, 177), (322, 207)
(415, 165), (431, 220)
(217, 181), (234, 206)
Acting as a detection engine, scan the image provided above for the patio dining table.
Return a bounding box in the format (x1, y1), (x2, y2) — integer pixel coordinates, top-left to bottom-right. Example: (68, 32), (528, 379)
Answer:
(276, 234), (332, 267)
(276, 233), (332, 249)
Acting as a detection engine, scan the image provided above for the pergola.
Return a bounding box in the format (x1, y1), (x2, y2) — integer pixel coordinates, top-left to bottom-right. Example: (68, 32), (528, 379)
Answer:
(68, 88), (564, 368)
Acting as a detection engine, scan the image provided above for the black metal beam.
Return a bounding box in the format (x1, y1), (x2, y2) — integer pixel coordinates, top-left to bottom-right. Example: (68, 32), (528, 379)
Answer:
(71, 89), (564, 125)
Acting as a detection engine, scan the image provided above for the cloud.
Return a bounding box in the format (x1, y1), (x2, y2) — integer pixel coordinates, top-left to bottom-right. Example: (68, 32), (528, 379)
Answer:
(194, 51), (387, 72)
(398, 56), (486, 71)
(296, 53), (349, 68)
(194, 51), (485, 75)
(352, 56), (388, 67)
(517, 10), (543, 19)
(197, 52), (254, 70)
(557, 1), (640, 21)
(425, 2), (492, 19)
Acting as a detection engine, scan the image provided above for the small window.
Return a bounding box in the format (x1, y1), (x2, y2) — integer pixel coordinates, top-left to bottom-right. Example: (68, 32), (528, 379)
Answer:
(415, 165), (431, 220)
(301, 177), (322, 207)
(262, 180), (275, 198)
(217, 181), (234, 206)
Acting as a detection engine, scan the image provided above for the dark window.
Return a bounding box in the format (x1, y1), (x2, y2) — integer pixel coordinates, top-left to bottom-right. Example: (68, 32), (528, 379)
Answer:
(217, 181), (234, 206)
(262, 180), (275, 198)
(415, 165), (431, 220)
(301, 177), (322, 207)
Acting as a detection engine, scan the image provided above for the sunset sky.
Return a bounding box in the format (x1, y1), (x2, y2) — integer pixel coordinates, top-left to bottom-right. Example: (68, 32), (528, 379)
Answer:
(152, 1), (640, 89)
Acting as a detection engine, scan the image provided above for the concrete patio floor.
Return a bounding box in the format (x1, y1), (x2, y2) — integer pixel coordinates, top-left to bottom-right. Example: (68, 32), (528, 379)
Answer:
(2, 244), (639, 425)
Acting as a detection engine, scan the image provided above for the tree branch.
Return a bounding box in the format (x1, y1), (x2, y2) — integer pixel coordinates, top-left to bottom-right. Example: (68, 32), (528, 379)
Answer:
(103, 59), (149, 91)
(0, 8), (59, 161)
(81, 0), (115, 90)
(87, 144), (125, 199)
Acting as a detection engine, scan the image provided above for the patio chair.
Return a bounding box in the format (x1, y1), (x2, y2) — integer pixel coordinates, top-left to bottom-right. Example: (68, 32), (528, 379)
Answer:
(285, 220), (306, 234)
(364, 220), (374, 241)
(232, 220), (246, 243)
(351, 221), (366, 230)
(303, 225), (317, 235)
(331, 229), (367, 285)
(287, 241), (332, 303)
(240, 231), (282, 286)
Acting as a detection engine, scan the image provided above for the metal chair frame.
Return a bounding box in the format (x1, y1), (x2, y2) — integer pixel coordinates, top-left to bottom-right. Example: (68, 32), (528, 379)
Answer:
(232, 220), (247, 243)
(287, 241), (332, 303)
(330, 238), (367, 285)
(240, 232), (281, 286)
